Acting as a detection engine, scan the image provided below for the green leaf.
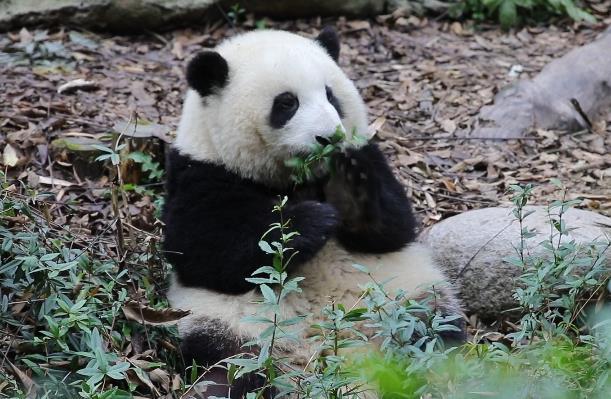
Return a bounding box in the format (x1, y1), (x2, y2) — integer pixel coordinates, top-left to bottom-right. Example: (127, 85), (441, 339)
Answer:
(352, 263), (370, 273)
(95, 153), (112, 162)
(258, 241), (275, 254)
(251, 266), (276, 276)
(40, 253), (60, 262)
(244, 277), (273, 284)
(499, 0), (518, 29)
(90, 144), (114, 153)
(77, 367), (104, 377)
(277, 316), (305, 327)
(110, 153), (120, 165)
(259, 284), (277, 304)
(241, 315), (273, 324)
(561, 0), (596, 22)
(344, 308), (368, 321)
(284, 157), (303, 168)
(225, 357), (259, 368)
(106, 362), (130, 380)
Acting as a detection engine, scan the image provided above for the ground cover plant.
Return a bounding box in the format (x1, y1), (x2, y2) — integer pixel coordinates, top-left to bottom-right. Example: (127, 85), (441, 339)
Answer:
(0, 166), (184, 398)
(2, 147), (608, 398)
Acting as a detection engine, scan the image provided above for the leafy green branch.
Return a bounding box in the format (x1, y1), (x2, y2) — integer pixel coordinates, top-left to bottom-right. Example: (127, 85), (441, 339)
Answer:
(285, 126), (367, 185)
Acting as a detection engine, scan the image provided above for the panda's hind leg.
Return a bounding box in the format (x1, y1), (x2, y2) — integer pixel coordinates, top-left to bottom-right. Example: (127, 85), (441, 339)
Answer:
(179, 317), (274, 398)
(411, 283), (467, 345)
(194, 368), (272, 399)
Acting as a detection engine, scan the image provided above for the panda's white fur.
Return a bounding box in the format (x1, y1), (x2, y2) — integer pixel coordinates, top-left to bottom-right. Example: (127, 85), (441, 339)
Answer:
(174, 30), (368, 186)
(168, 240), (450, 365)
(163, 28), (463, 396)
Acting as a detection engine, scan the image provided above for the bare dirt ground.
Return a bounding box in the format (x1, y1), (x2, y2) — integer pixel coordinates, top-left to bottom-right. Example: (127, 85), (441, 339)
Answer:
(1, 16), (610, 233)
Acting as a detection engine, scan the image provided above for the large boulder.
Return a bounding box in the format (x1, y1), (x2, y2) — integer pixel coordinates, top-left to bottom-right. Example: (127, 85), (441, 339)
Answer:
(0, 0), (386, 32)
(469, 28), (611, 139)
(419, 206), (611, 319)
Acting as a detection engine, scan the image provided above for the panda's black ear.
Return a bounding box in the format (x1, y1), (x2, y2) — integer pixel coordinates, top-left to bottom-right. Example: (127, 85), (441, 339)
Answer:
(186, 51), (229, 97)
(315, 26), (340, 62)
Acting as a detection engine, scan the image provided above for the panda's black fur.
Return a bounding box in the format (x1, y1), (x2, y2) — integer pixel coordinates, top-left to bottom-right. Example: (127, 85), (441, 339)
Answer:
(164, 143), (418, 295)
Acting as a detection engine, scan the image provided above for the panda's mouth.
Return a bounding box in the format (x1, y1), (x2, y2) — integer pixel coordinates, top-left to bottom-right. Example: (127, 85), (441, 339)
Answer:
(284, 153), (330, 179)
(290, 150), (312, 159)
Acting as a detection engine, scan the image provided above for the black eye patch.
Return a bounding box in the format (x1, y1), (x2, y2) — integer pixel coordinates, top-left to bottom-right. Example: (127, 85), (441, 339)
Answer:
(325, 86), (344, 118)
(270, 92), (299, 129)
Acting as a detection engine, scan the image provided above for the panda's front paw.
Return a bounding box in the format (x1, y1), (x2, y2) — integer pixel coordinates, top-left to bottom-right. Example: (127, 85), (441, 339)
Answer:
(324, 147), (379, 226)
(288, 200), (339, 240)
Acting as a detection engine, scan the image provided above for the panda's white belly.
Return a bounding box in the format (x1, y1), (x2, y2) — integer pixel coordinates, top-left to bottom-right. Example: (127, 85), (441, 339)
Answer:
(168, 240), (445, 365)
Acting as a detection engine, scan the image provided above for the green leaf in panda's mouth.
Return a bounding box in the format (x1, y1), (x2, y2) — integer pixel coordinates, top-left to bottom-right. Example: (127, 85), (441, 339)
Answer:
(285, 126), (366, 185)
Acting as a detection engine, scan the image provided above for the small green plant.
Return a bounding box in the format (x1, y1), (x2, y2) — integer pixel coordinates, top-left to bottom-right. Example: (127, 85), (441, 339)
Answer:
(506, 180), (610, 344)
(227, 3), (246, 26)
(357, 180), (610, 398)
(127, 151), (164, 182)
(285, 126), (367, 185)
(255, 19), (267, 30)
(1, 132), (176, 397)
(450, 0), (596, 29)
(195, 196), (304, 396)
(358, 266), (463, 357)
(92, 131), (165, 219)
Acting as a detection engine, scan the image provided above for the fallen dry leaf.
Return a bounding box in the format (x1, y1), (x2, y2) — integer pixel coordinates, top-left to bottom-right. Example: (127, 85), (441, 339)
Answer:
(122, 300), (190, 326)
(2, 143), (20, 167)
(37, 175), (75, 187)
(8, 361), (37, 399)
(57, 78), (99, 94)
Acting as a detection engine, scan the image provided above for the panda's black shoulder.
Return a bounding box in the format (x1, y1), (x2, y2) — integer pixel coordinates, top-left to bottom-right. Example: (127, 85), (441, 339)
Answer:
(165, 148), (223, 197)
(164, 148), (269, 197)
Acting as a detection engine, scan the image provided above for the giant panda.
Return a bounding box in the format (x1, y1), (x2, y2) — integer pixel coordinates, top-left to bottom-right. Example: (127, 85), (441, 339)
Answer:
(163, 27), (465, 397)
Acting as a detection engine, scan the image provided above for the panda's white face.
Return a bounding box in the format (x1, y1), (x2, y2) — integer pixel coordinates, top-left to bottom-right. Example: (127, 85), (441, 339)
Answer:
(175, 29), (368, 185)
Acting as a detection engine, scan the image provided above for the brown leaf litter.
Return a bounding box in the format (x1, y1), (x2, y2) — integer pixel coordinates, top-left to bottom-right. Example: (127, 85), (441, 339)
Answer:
(0, 15), (609, 395)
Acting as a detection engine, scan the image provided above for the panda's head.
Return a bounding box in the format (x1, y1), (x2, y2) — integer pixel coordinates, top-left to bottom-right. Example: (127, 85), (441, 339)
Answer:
(174, 27), (368, 186)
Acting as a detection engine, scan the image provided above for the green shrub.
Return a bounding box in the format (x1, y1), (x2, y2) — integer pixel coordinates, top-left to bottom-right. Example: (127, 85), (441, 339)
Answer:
(0, 180), (177, 397)
(450, 0), (596, 29)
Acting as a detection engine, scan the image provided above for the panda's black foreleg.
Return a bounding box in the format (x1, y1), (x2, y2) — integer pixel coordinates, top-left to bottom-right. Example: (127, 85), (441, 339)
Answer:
(325, 143), (417, 253)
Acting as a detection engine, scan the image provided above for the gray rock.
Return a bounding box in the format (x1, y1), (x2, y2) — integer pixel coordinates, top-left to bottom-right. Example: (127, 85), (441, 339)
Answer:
(0, 0), (386, 32)
(469, 28), (611, 139)
(419, 206), (611, 319)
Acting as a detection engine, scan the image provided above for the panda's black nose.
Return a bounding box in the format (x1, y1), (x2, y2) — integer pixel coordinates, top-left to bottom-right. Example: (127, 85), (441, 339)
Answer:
(315, 136), (331, 145)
